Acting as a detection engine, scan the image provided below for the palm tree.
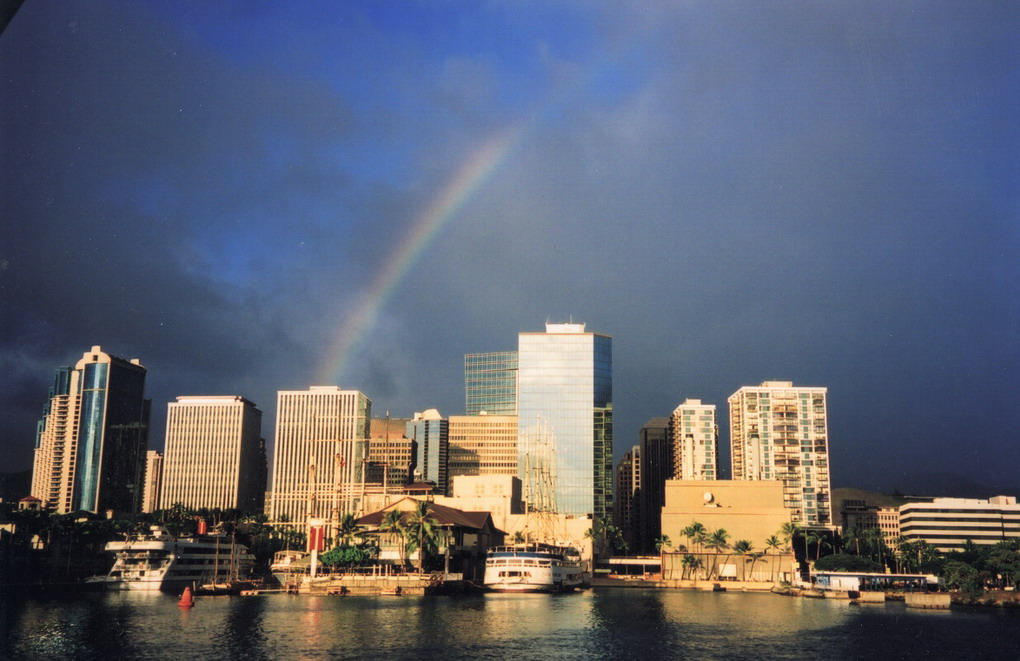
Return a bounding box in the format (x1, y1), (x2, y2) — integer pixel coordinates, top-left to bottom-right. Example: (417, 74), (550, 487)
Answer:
(681, 554), (702, 580)
(335, 513), (360, 547)
(765, 535), (782, 582)
(685, 522), (706, 553)
(733, 540), (753, 580)
(404, 501), (440, 574)
(705, 529), (730, 579)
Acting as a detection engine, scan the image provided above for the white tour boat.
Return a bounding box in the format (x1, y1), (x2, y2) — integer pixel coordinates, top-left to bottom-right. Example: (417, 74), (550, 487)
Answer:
(484, 542), (584, 592)
(86, 526), (255, 592)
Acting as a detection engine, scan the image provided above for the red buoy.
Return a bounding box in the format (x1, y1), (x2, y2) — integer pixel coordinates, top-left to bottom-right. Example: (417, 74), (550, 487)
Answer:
(178, 586), (195, 608)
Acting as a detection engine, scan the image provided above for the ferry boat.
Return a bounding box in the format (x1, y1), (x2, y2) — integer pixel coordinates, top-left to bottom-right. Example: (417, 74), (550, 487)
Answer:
(86, 526), (256, 592)
(484, 542), (584, 592)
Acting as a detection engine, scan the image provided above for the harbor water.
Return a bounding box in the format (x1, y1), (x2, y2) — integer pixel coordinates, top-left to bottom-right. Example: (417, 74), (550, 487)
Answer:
(2, 587), (1017, 660)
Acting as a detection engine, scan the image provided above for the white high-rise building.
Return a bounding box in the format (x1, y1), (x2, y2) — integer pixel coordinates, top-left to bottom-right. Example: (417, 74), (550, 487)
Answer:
(729, 381), (831, 527)
(161, 396), (265, 512)
(669, 399), (718, 480)
(268, 386), (371, 524)
(517, 322), (612, 520)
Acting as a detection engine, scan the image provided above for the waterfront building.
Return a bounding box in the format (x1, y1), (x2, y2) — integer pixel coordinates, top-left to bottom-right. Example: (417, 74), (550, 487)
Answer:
(660, 479), (795, 581)
(406, 409), (449, 494)
(669, 399), (718, 480)
(447, 413), (518, 479)
(31, 346), (150, 514)
(517, 322), (613, 521)
(636, 417), (671, 554)
(614, 445), (640, 551)
(268, 386), (371, 524)
(434, 474), (524, 533)
(728, 381), (831, 527)
(465, 351), (518, 415)
(160, 396), (266, 513)
(141, 450), (163, 513)
(899, 495), (1020, 551)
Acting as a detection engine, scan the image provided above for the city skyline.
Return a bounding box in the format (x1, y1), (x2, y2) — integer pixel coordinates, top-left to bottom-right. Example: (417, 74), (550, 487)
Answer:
(2, 3), (1018, 497)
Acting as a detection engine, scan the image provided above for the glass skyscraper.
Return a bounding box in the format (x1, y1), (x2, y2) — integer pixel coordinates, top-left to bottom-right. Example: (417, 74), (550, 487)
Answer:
(517, 323), (613, 521)
(406, 409), (449, 493)
(32, 346), (151, 514)
(464, 351), (518, 415)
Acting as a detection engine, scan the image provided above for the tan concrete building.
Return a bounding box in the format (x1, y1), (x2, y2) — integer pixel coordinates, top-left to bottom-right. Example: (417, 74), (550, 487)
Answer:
(447, 414), (518, 478)
(729, 381), (831, 527)
(141, 450), (163, 513)
(662, 480), (792, 550)
(161, 396), (265, 512)
(367, 416), (413, 488)
(669, 399), (718, 480)
(661, 480), (795, 582)
(268, 386), (371, 523)
(877, 506), (900, 540)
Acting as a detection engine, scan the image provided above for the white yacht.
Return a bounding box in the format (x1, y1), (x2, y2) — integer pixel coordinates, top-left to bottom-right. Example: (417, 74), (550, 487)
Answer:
(87, 526), (255, 592)
(484, 542), (584, 592)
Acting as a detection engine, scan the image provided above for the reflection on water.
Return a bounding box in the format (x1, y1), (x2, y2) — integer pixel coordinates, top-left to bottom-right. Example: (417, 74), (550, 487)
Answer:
(2, 588), (1016, 660)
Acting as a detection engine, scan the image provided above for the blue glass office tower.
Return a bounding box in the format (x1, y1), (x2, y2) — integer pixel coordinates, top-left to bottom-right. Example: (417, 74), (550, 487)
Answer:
(517, 323), (612, 521)
(33, 346), (150, 514)
(73, 347), (151, 513)
(406, 409), (449, 494)
(464, 351), (518, 415)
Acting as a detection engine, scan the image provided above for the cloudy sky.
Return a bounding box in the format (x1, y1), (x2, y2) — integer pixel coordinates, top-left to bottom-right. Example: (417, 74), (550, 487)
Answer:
(2, 1), (1017, 496)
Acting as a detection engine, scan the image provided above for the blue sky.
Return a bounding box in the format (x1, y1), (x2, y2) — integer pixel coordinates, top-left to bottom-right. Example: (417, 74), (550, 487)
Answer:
(2, 1), (1018, 496)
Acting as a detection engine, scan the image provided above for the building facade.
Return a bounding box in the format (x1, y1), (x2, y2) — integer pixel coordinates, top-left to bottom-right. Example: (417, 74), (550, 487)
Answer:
(366, 416), (413, 488)
(729, 381), (831, 527)
(407, 409), (449, 494)
(448, 414), (518, 479)
(160, 396), (266, 513)
(635, 417), (670, 554)
(899, 496), (1020, 551)
(268, 386), (371, 523)
(613, 445), (640, 551)
(517, 322), (613, 521)
(669, 399), (719, 480)
(141, 450), (163, 513)
(465, 351), (518, 415)
(31, 346), (150, 514)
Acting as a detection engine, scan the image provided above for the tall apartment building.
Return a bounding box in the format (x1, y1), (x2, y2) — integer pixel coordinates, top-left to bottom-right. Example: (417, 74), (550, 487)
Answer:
(465, 351), (518, 415)
(448, 414), (518, 479)
(268, 386), (371, 523)
(31, 346), (150, 514)
(613, 445), (640, 551)
(160, 396), (266, 513)
(518, 322), (613, 521)
(636, 417), (670, 554)
(728, 381), (831, 527)
(141, 450), (163, 513)
(669, 399), (719, 480)
(407, 409), (449, 493)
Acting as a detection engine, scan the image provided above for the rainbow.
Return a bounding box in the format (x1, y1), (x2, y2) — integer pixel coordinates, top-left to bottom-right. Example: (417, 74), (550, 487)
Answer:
(315, 127), (522, 386)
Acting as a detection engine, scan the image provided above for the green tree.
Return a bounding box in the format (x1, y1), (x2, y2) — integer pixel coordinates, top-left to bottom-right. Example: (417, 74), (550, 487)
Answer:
(765, 535), (782, 582)
(684, 522), (706, 553)
(404, 501), (441, 573)
(705, 528), (730, 579)
(732, 540), (753, 580)
(681, 554), (702, 580)
(380, 509), (406, 567)
(814, 553), (883, 573)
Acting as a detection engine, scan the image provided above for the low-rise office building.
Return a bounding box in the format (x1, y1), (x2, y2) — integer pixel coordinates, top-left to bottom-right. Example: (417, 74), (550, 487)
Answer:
(899, 495), (1020, 551)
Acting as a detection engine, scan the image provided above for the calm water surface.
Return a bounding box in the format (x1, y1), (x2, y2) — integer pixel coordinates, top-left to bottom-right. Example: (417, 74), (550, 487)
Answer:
(2, 588), (1017, 660)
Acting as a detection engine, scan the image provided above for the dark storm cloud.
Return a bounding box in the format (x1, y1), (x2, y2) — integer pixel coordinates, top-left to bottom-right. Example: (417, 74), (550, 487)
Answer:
(2, 2), (1017, 496)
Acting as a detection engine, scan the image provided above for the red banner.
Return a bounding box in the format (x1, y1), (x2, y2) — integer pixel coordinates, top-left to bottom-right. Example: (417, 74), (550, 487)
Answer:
(308, 525), (325, 552)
